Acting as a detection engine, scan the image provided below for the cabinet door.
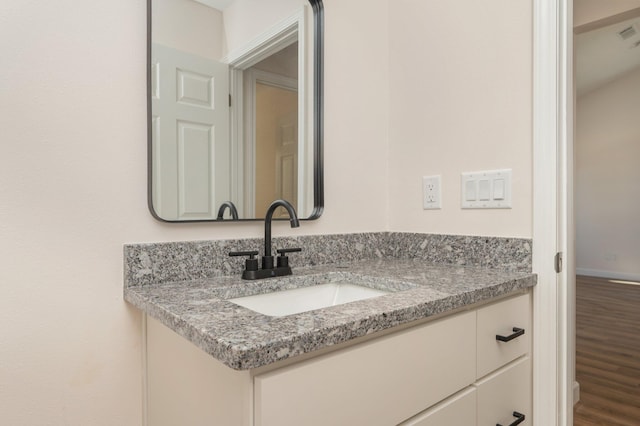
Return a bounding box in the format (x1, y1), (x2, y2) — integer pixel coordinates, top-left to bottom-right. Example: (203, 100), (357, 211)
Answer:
(400, 387), (477, 426)
(477, 293), (530, 378)
(475, 356), (531, 426)
(254, 311), (476, 426)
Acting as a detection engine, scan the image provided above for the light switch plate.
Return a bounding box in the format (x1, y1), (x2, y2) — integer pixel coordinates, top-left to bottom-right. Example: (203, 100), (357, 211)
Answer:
(461, 169), (512, 209)
(423, 175), (442, 209)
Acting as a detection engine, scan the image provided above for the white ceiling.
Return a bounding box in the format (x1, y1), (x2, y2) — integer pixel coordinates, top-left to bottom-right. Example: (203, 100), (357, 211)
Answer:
(192, 0), (234, 11)
(576, 16), (640, 96)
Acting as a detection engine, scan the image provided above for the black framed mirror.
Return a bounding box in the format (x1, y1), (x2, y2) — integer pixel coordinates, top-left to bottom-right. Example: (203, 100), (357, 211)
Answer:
(147, 0), (323, 222)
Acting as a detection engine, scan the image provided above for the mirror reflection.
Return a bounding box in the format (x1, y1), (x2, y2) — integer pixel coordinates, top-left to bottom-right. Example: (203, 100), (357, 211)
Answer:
(148, 0), (322, 221)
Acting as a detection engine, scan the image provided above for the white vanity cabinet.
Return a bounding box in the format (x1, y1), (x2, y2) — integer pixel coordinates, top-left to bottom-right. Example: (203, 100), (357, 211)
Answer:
(145, 292), (531, 426)
(400, 387), (478, 426)
(476, 356), (531, 426)
(254, 310), (476, 426)
(400, 292), (531, 426)
(474, 292), (532, 426)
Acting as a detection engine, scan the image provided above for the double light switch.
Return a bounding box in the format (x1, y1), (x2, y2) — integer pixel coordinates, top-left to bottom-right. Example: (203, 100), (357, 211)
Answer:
(461, 169), (512, 209)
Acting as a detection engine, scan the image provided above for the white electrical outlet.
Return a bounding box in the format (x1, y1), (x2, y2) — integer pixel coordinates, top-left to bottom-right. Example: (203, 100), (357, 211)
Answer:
(423, 175), (441, 209)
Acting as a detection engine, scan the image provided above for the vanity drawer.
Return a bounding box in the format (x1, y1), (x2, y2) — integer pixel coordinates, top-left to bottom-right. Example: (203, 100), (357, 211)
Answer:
(475, 356), (531, 426)
(399, 387), (477, 426)
(254, 311), (476, 426)
(476, 293), (530, 378)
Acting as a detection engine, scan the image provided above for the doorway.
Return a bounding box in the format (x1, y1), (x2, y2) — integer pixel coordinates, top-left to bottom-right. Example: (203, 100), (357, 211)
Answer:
(251, 75), (299, 216)
(573, 9), (640, 424)
(533, 2), (640, 423)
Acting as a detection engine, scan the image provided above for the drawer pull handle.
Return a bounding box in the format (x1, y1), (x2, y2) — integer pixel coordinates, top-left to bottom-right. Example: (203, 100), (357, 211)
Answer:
(496, 327), (525, 342)
(496, 411), (525, 426)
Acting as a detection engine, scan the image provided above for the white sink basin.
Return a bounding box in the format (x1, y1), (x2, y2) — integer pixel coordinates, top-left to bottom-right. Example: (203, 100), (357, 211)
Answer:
(228, 282), (388, 317)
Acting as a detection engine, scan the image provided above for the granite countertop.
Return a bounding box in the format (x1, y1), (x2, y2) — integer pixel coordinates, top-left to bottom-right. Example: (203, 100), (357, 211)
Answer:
(124, 258), (536, 370)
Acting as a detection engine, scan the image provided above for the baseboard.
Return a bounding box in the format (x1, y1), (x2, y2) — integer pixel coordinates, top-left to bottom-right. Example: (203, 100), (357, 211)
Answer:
(576, 268), (640, 282)
(573, 380), (580, 405)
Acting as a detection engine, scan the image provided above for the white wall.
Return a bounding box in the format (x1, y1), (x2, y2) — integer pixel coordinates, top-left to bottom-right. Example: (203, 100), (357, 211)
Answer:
(0, 0), (389, 424)
(575, 67), (640, 280)
(387, 0), (533, 237)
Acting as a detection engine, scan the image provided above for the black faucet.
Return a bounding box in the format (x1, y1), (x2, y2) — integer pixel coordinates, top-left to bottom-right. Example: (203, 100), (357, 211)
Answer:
(229, 199), (302, 280)
(263, 199), (299, 268)
(216, 201), (238, 220)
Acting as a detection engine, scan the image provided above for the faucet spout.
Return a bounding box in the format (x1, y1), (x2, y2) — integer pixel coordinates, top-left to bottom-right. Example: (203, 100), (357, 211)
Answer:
(264, 199), (299, 261)
(216, 201), (239, 220)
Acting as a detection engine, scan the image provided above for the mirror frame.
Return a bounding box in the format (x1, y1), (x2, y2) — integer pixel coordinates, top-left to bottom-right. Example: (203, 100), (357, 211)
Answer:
(146, 0), (324, 222)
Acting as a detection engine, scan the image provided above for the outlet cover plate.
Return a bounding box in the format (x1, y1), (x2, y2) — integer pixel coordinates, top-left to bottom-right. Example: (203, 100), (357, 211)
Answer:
(423, 175), (442, 209)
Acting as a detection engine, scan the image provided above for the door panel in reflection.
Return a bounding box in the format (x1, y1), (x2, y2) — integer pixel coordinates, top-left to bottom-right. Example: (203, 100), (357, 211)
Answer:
(152, 44), (230, 220)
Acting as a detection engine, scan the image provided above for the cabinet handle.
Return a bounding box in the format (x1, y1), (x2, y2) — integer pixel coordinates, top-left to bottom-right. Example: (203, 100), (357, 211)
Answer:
(496, 411), (525, 426)
(496, 327), (525, 342)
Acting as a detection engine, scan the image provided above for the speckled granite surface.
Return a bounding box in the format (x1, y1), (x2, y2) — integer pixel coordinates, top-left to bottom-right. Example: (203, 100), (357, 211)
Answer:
(124, 257), (536, 370)
(124, 232), (531, 286)
(385, 232), (531, 271)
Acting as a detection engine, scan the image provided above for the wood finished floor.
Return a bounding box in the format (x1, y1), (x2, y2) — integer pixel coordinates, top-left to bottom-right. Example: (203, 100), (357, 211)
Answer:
(574, 275), (640, 426)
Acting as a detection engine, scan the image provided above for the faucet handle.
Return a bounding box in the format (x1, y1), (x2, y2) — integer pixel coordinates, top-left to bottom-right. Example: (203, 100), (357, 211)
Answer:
(276, 248), (302, 255)
(276, 248), (302, 268)
(229, 250), (259, 272)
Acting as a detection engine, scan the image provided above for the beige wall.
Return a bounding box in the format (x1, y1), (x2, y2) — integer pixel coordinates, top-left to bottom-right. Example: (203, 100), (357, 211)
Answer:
(224, 0), (303, 55)
(387, 0), (533, 237)
(575, 68), (640, 280)
(153, 0), (224, 60)
(0, 0), (389, 424)
(322, 0), (390, 233)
